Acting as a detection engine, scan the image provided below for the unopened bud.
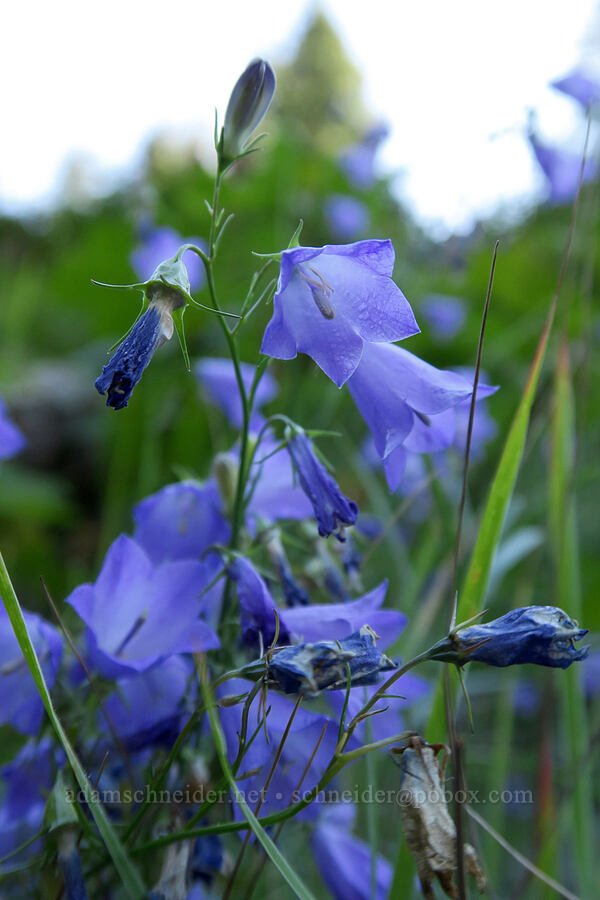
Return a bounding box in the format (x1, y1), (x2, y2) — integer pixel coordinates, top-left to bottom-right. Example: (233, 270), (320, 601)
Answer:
(220, 59), (276, 163)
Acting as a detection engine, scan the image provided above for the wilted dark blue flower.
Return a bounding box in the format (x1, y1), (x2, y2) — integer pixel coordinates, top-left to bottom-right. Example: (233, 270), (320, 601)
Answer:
(0, 604), (63, 735)
(429, 606), (589, 669)
(528, 131), (598, 204)
(268, 625), (396, 696)
(219, 678), (342, 821)
(131, 223), (205, 290)
(286, 430), (358, 540)
(195, 357), (278, 430)
(101, 656), (192, 752)
(133, 478), (230, 565)
(261, 240), (419, 387)
(420, 294), (467, 341)
(0, 397), (25, 461)
(340, 124), (389, 189)
(551, 68), (600, 110)
(349, 342), (496, 488)
(66, 534), (220, 678)
(95, 254), (193, 410)
(324, 195), (369, 240)
(0, 738), (55, 862)
(95, 304), (167, 410)
(220, 59), (276, 163)
(313, 803), (392, 900)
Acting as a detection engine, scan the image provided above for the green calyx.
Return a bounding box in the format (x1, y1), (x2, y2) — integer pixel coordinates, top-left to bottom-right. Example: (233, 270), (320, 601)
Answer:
(252, 219), (304, 261)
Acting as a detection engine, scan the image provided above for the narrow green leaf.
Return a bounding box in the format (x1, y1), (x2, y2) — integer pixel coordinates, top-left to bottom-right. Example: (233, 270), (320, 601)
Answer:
(0, 554), (146, 899)
(459, 301), (556, 621)
(426, 302), (555, 742)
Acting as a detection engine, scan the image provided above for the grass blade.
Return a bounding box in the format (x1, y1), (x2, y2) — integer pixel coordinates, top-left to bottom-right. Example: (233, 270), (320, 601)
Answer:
(425, 300), (556, 744)
(458, 299), (555, 622)
(0, 554), (146, 899)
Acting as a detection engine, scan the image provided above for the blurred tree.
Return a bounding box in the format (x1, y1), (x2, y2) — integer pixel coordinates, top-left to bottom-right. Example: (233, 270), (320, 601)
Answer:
(273, 12), (368, 150)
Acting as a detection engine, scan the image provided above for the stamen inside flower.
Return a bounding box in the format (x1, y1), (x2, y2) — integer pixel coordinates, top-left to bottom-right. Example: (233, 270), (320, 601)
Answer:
(413, 410), (432, 427)
(299, 266), (336, 319)
(115, 612), (148, 656)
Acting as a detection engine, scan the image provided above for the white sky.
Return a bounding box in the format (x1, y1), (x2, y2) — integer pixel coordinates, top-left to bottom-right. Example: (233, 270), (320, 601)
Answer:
(2, 0), (598, 235)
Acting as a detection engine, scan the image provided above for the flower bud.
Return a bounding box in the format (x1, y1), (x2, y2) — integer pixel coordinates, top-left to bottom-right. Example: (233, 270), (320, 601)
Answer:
(220, 59), (276, 163)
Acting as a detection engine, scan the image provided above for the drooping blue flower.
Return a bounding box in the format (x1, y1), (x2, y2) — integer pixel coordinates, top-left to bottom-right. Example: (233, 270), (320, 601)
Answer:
(131, 223), (205, 291)
(551, 68), (600, 110)
(286, 430), (358, 540)
(261, 240), (419, 387)
(528, 131), (598, 204)
(133, 478), (230, 565)
(313, 803), (392, 900)
(245, 436), (314, 525)
(101, 656), (192, 752)
(324, 195), (369, 240)
(420, 294), (467, 341)
(220, 59), (276, 163)
(348, 342), (496, 487)
(66, 534), (220, 678)
(0, 738), (56, 862)
(95, 304), (166, 409)
(0, 397), (26, 461)
(340, 124), (389, 189)
(218, 678), (342, 821)
(0, 604), (63, 735)
(195, 357), (278, 430)
(268, 625), (396, 696)
(429, 606), (589, 669)
(95, 254), (192, 410)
